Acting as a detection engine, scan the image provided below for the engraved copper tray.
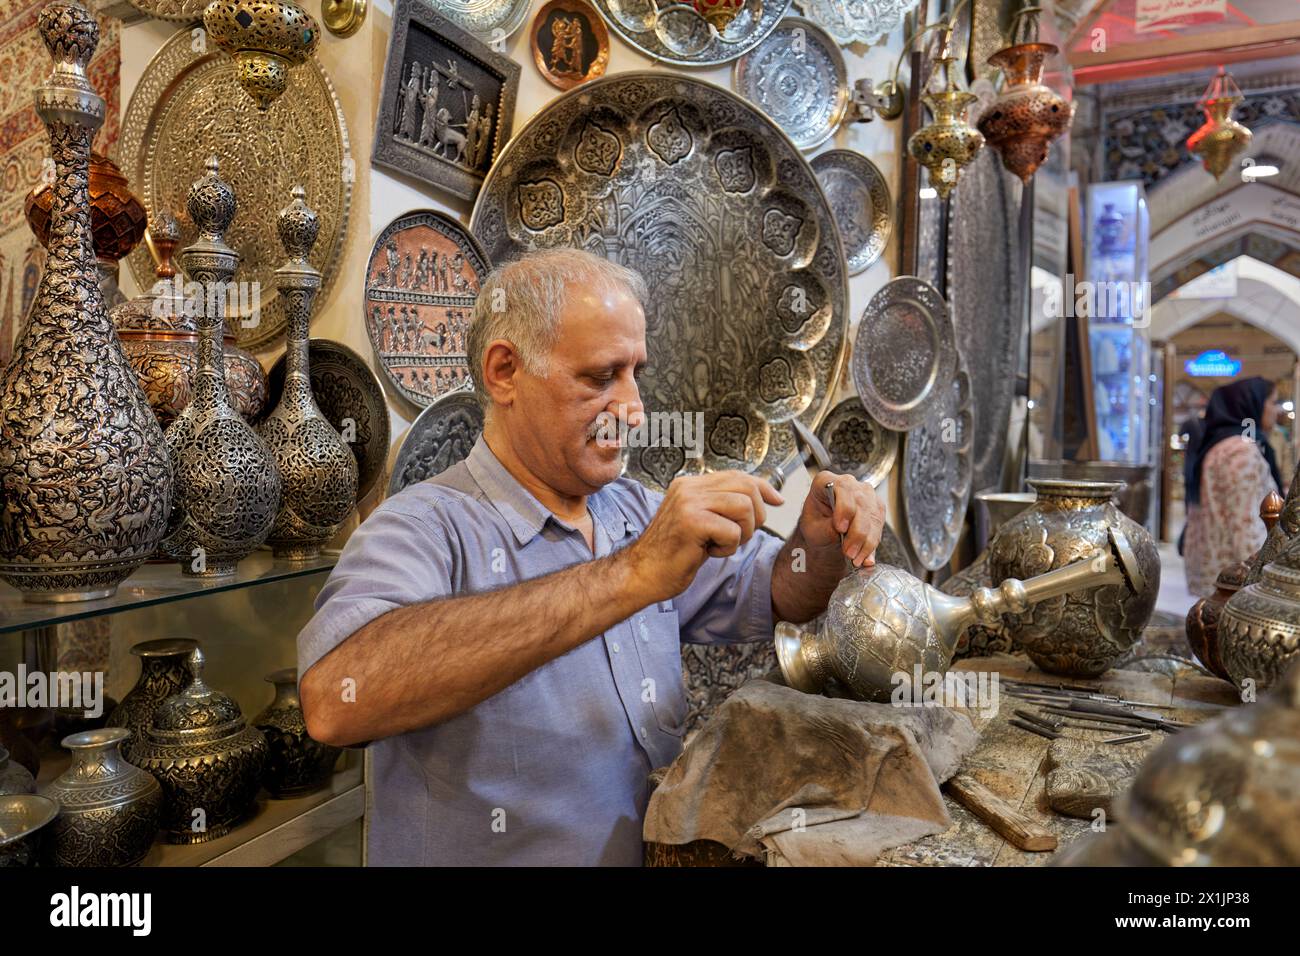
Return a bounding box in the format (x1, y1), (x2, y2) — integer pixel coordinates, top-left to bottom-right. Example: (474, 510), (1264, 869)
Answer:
(815, 396), (897, 487)
(591, 0), (791, 67)
(388, 387), (485, 496)
(118, 28), (352, 353)
(850, 276), (955, 433)
(264, 339), (391, 504)
(811, 149), (891, 274)
(364, 210), (491, 408)
(902, 360), (973, 571)
(469, 72), (848, 490)
(733, 17), (848, 152)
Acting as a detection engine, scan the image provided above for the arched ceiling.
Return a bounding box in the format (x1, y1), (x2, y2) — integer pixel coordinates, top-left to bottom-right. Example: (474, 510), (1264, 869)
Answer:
(1150, 256), (1300, 353)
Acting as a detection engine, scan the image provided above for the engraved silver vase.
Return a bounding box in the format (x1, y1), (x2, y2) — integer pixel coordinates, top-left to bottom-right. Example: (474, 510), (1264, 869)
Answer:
(254, 667), (340, 797)
(0, 1), (173, 602)
(1217, 534), (1300, 691)
(255, 187), (357, 560)
(158, 157), (282, 576)
(40, 727), (162, 866)
(106, 637), (200, 763)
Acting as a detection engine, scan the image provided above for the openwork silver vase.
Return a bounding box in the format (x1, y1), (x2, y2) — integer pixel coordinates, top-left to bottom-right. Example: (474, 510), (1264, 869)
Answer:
(255, 186), (357, 560)
(0, 1), (173, 602)
(159, 157), (282, 576)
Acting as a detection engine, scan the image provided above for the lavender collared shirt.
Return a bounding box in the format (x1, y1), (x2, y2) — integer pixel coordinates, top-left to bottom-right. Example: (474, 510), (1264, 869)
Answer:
(297, 436), (783, 866)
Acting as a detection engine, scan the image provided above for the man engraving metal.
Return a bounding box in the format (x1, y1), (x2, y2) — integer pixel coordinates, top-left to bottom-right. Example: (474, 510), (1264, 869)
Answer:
(298, 249), (884, 865)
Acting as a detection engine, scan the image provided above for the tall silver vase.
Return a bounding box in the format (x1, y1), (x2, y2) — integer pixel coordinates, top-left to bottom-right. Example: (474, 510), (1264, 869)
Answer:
(256, 187), (357, 560)
(0, 1), (172, 602)
(159, 157), (281, 576)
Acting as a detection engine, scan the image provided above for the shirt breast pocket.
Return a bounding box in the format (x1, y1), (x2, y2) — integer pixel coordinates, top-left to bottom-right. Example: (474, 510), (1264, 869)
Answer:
(633, 606), (687, 737)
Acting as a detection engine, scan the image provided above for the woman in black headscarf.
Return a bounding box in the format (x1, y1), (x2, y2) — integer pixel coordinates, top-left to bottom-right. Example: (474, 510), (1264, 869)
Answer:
(1183, 376), (1284, 596)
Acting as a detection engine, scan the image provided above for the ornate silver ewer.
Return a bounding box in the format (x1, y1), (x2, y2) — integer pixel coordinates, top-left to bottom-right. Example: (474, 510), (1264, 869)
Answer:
(255, 187), (357, 560)
(159, 157), (282, 576)
(254, 667), (341, 797)
(0, 1), (173, 602)
(775, 528), (1146, 702)
(41, 728), (162, 866)
(1217, 534), (1300, 691)
(134, 649), (267, 844)
(107, 638), (201, 763)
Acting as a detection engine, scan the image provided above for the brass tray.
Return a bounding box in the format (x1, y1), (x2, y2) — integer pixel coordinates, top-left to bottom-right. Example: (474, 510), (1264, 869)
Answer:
(902, 360), (973, 572)
(850, 276), (955, 433)
(388, 387), (484, 496)
(811, 149), (891, 274)
(590, 0), (791, 67)
(118, 27), (352, 353)
(469, 72), (848, 490)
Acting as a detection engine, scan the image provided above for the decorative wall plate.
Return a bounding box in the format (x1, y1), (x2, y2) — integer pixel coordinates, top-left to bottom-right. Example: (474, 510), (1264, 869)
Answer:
(429, 0), (533, 40)
(815, 397), (897, 487)
(947, 116), (1023, 494)
(532, 0), (610, 90)
(590, 0), (792, 67)
(850, 276), (955, 432)
(733, 17), (847, 151)
(388, 387), (485, 495)
(125, 0), (208, 21)
(811, 149), (891, 274)
(796, 0), (919, 46)
(364, 210), (490, 408)
(374, 0), (521, 202)
(469, 72), (848, 490)
(264, 339), (391, 504)
(902, 360), (973, 571)
(119, 27), (351, 353)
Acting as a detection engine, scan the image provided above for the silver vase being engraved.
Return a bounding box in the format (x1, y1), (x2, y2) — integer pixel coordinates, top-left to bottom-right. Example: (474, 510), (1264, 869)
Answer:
(254, 668), (340, 797)
(107, 638), (200, 763)
(1217, 534), (1300, 691)
(0, 746), (36, 796)
(0, 794), (59, 868)
(0, 1), (173, 602)
(40, 728), (162, 866)
(134, 649), (267, 844)
(989, 479), (1160, 676)
(776, 528), (1145, 703)
(159, 156), (282, 576)
(255, 187), (357, 560)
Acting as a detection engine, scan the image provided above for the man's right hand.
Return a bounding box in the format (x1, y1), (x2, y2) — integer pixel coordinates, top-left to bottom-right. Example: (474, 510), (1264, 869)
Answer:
(624, 471), (785, 603)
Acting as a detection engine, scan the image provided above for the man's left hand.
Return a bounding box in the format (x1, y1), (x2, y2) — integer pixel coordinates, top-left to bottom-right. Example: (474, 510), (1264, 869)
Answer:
(797, 471), (886, 569)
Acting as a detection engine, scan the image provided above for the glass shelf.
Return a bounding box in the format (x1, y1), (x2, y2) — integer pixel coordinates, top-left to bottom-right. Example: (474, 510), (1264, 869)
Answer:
(0, 550), (337, 635)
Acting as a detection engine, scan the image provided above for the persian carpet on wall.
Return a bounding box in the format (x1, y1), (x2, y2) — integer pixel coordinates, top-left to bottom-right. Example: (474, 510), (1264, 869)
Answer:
(0, 0), (120, 365)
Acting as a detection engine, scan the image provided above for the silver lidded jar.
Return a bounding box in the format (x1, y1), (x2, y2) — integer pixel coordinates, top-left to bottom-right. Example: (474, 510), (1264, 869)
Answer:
(254, 668), (341, 798)
(1217, 533), (1300, 691)
(134, 649), (267, 844)
(988, 479), (1160, 676)
(40, 727), (162, 866)
(255, 186), (357, 560)
(107, 638), (201, 763)
(158, 156), (282, 576)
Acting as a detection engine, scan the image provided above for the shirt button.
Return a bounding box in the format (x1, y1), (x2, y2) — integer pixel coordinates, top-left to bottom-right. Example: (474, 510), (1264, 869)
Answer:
(611, 642), (620, 653)
(639, 726), (648, 740)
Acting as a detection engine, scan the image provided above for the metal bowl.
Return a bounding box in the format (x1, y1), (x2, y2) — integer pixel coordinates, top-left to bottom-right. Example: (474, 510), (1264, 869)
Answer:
(0, 794), (58, 867)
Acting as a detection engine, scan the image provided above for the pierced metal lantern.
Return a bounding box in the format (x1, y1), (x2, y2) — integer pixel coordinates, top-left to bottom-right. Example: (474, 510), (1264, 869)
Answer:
(907, 52), (984, 200)
(1186, 68), (1252, 181)
(202, 0), (321, 111)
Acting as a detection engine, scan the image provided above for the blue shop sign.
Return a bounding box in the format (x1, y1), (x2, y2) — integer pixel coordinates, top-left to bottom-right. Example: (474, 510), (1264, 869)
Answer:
(1184, 350), (1241, 377)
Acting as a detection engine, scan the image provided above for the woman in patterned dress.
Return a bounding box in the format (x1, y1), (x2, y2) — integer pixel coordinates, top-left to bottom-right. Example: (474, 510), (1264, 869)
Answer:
(1183, 377), (1284, 596)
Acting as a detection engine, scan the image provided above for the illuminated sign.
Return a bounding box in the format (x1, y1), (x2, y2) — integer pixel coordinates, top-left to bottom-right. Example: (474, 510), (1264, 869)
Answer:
(1184, 349), (1241, 377)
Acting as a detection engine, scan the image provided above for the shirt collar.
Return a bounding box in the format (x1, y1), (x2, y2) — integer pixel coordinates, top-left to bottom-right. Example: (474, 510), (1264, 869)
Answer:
(464, 436), (639, 546)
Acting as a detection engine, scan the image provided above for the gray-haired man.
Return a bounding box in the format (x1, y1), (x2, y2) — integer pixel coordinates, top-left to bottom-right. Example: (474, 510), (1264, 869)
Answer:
(297, 248), (884, 865)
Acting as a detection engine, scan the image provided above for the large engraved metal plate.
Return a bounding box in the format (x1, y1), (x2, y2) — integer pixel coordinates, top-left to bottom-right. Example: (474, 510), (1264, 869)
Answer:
(850, 277), (955, 432)
(364, 210), (490, 408)
(388, 387), (485, 496)
(902, 361), (973, 572)
(795, 0), (920, 46)
(470, 73), (848, 490)
(815, 397), (897, 487)
(265, 339), (391, 504)
(732, 18), (847, 152)
(119, 28), (351, 353)
(811, 149), (891, 274)
(590, 0), (792, 67)
(947, 96), (1023, 494)
(428, 0), (533, 40)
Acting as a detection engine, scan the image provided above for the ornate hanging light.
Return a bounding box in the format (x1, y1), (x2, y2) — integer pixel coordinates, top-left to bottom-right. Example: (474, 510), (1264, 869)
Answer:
(1186, 67), (1252, 180)
(907, 46), (984, 200)
(202, 0), (320, 111)
(976, 3), (1075, 183)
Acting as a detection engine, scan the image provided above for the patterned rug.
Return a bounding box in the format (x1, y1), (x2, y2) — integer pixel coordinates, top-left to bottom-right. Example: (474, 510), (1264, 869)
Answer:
(0, 0), (120, 365)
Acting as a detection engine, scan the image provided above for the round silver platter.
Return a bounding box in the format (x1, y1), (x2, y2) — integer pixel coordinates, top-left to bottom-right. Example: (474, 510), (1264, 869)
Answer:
(388, 387), (485, 496)
(592, 0), (792, 67)
(811, 149), (891, 274)
(850, 276), (955, 433)
(732, 16), (848, 151)
(428, 0), (534, 40)
(795, 0), (920, 46)
(902, 360), (973, 571)
(815, 397), (897, 487)
(469, 72), (848, 491)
